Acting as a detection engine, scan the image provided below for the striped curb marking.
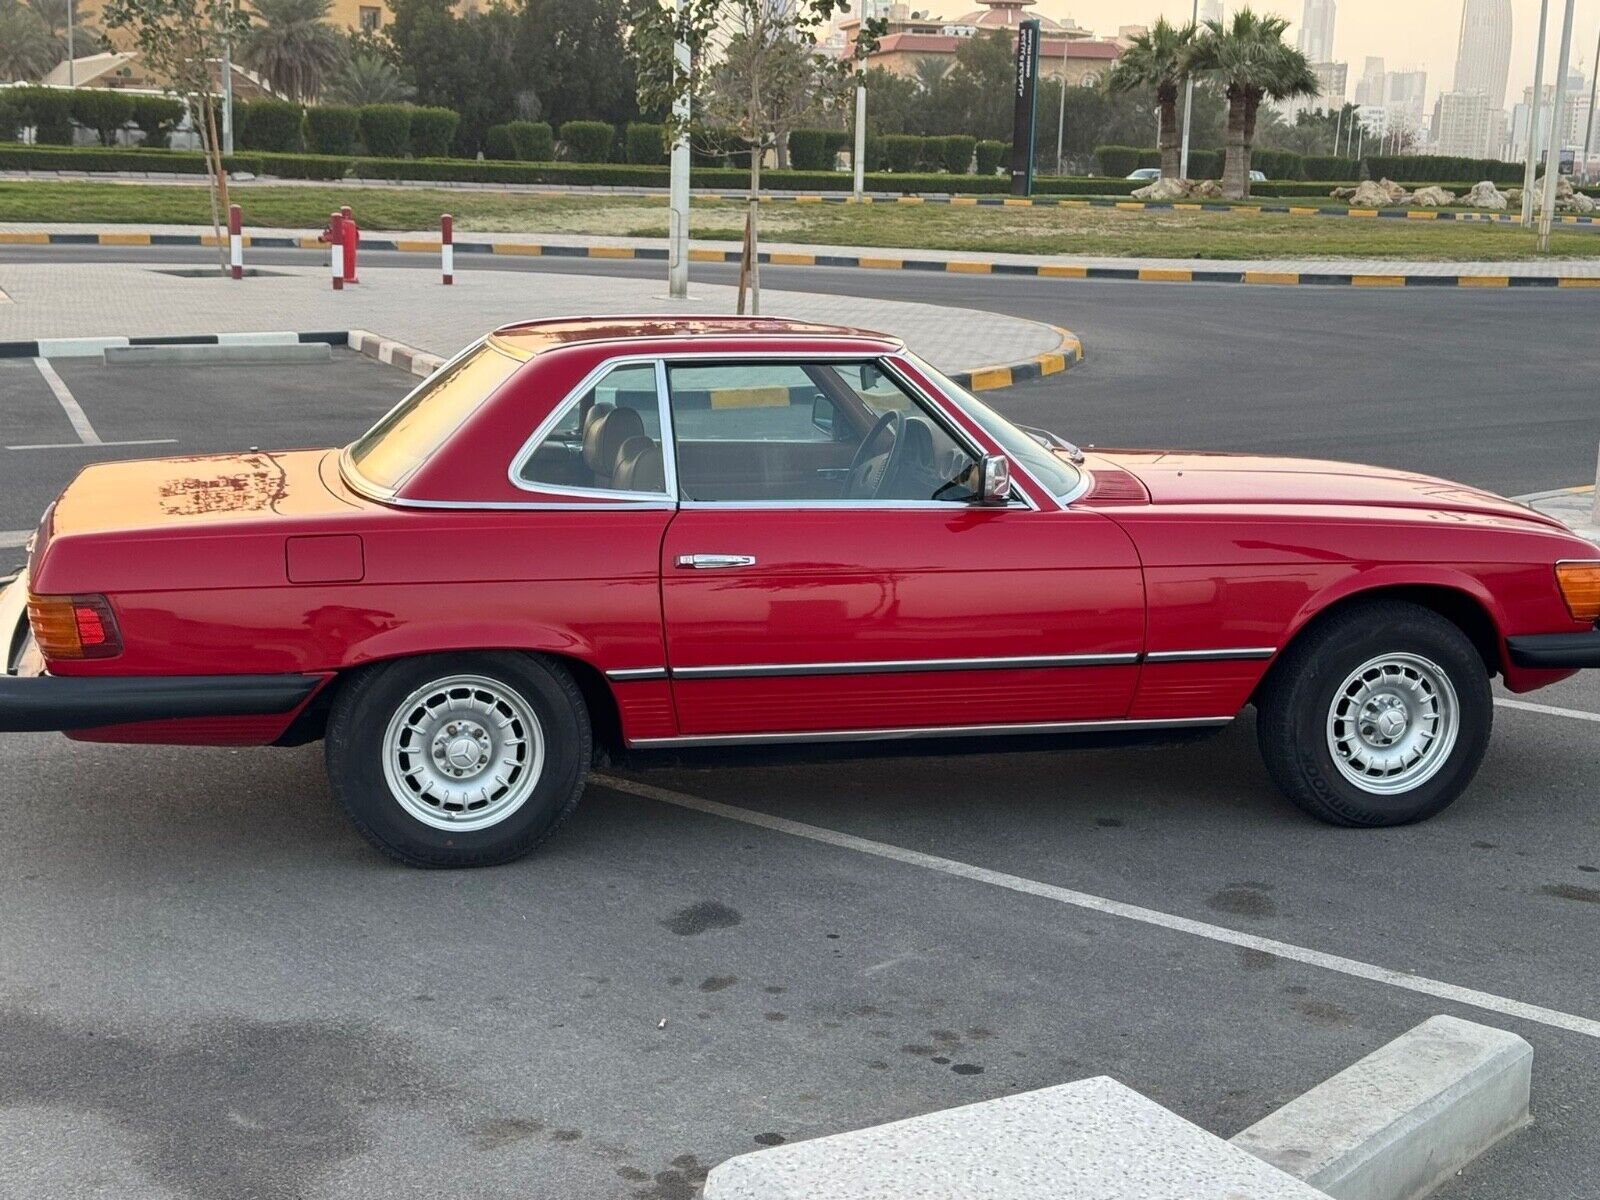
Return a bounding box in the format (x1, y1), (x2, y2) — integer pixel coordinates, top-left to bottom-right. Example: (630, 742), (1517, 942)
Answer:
(0, 330), (347, 360)
(7, 231), (1600, 287)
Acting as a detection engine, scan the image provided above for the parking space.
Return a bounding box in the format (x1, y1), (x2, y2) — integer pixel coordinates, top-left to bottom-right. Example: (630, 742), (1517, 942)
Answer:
(0, 352), (413, 574)
(0, 340), (1597, 1199)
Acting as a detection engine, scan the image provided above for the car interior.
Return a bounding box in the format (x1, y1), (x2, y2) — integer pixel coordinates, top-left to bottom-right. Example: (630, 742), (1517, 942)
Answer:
(518, 360), (980, 504)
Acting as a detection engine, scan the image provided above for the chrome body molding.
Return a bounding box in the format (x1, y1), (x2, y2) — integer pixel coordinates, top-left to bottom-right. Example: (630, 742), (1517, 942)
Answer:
(605, 667), (670, 681)
(628, 715), (1235, 749)
(1143, 648), (1278, 663)
(671, 652), (1141, 680)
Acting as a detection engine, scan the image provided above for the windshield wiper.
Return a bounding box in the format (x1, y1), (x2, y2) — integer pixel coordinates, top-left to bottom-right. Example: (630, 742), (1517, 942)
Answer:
(1017, 424), (1085, 464)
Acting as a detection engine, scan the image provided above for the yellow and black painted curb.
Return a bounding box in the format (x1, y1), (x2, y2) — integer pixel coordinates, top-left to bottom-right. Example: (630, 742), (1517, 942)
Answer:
(8, 230), (1600, 288)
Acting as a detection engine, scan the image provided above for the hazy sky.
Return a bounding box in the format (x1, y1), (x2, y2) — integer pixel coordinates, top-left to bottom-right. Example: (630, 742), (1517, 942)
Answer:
(1026, 1), (1600, 108)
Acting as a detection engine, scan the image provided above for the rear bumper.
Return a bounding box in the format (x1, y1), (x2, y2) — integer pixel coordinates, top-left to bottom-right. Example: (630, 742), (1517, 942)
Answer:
(0, 671), (324, 733)
(1506, 631), (1600, 670)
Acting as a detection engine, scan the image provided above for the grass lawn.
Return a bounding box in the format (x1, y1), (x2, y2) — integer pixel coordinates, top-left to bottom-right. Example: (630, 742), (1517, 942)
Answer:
(5, 180), (1598, 261)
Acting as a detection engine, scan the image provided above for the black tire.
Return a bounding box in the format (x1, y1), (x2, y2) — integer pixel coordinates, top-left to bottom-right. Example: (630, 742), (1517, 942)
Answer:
(1256, 601), (1492, 828)
(325, 652), (591, 868)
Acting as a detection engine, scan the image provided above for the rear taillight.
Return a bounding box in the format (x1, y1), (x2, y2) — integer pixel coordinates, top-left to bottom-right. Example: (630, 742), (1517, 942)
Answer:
(26, 593), (123, 659)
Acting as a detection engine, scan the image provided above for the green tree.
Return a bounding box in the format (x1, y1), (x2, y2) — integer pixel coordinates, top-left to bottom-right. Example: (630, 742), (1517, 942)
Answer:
(386, 0), (517, 153)
(1108, 16), (1192, 179)
(26, 0), (110, 61)
(240, 0), (346, 102)
(514, 0), (639, 127)
(0, 0), (57, 81)
(1188, 7), (1316, 198)
(326, 50), (415, 105)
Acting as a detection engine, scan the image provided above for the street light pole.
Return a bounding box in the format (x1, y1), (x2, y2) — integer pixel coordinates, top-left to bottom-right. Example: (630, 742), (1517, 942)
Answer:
(67, 0), (75, 87)
(1055, 58), (1067, 175)
(222, 14), (235, 155)
(853, 72), (866, 200)
(1522, 0), (1551, 228)
(667, 0), (691, 299)
(1583, 24), (1600, 183)
(1539, 0), (1578, 252)
(1178, 0), (1197, 179)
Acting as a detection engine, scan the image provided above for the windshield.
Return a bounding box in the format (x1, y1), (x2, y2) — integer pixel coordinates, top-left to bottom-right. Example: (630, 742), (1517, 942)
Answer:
(347, 342), (520, 491)
(902, 353), (1084, 501)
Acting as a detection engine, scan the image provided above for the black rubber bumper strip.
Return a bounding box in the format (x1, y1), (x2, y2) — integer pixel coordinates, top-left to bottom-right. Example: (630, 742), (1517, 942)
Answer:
(1505, 632), (1600, 670)
(0, 673), (324, 732)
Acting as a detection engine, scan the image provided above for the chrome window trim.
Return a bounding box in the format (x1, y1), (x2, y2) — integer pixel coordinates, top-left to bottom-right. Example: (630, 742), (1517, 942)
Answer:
(628, 715), (1234, 749)
(339, 457), (676, 511)
(506, 353), (677, 502)
(672, 652), (1139, 679)
(1143, 648), (1278, 663)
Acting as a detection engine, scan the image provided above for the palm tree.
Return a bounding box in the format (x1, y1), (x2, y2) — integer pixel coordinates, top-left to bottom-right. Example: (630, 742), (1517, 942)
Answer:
(1188, 8), (1317, 199)
(0, 0), (57, 81)
(240, 0), (346, 103)
(25, 0), (108, 61)
(326, 51), (415, 106)
(1108, 16), (1193, 180)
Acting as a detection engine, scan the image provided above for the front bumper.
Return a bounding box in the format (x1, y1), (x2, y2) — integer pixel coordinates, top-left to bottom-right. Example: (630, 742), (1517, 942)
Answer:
(1506, 631), (1600, 670)
(2, 570), (322, 733)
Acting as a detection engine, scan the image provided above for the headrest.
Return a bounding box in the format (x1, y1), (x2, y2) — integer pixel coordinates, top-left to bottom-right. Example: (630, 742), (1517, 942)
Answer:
(613, 436), (666, 494)
(582, 404), (646, 474)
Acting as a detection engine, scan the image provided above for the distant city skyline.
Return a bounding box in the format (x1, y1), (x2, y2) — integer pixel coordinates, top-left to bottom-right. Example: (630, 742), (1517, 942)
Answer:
(1029, 0), (1600, 113)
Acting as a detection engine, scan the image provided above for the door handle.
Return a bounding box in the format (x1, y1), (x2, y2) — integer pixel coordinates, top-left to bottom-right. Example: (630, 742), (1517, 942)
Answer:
(676, 553), (757, 569)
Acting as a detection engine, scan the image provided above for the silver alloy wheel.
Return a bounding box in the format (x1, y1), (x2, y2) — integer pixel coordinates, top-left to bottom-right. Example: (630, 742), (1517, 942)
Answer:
(382, 674), (545, 831)
(1325, 653), (1460, 795)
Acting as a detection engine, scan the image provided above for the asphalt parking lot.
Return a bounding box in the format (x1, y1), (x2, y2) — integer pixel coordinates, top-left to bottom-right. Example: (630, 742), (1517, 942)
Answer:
(1, 343), (1598, 1200)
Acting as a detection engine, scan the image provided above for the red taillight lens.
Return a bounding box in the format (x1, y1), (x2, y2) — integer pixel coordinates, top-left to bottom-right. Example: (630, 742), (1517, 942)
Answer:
(26, 593), (122, 659)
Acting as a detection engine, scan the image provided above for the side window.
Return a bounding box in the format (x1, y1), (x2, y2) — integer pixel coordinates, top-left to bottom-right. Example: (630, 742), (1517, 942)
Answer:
(667, 361), (979, 504)
(517, 363), (666, 494)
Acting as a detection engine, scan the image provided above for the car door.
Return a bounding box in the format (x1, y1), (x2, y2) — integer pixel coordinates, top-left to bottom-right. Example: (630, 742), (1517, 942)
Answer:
(656, 357), (1146, 740)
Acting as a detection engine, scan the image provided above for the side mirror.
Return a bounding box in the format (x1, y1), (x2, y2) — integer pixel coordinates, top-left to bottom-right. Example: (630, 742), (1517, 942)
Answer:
(811, 394), (835, 436)
(976, 454), (1011, 505)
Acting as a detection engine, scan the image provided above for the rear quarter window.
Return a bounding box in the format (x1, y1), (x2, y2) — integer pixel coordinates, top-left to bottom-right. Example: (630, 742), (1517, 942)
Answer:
(348, 344), (521, 491)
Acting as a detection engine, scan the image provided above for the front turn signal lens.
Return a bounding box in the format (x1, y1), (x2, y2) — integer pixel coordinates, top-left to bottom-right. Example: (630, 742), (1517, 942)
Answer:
(26, 593), (123, 659)
(1555, 562), (1600, 625)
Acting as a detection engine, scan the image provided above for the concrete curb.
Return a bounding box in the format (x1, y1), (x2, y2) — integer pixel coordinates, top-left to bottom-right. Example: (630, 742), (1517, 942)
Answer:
(344, 326), (1082, 394)
(1231, 1015), (1532, 1200)
(7, 230), (1600, 288)
(0, 330), (347, 360)
(104, 341), (334, 366)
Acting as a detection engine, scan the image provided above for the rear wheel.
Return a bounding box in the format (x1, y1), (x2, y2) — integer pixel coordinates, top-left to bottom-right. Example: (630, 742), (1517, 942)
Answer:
(1256, 601), (1492, 827)
(325, 652), (591, 867)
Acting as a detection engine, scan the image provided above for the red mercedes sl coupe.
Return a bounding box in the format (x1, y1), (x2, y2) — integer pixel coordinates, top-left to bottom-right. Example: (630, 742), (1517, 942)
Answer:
(3, 317), (1598, 867)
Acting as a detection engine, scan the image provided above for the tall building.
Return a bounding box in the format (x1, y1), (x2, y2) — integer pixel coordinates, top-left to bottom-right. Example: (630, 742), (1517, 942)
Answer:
(1312, 61), (1348, 109)
(1354, 56), (1385, 106)
(1198, 0), (1224, 27)
(1451, 0), (1513, 110)
(1435, 89), (1505, 157)
(1297, 0), (1336, 65)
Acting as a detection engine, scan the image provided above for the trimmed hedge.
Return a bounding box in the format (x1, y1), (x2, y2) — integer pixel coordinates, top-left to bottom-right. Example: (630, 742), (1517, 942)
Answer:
(1303, 155), (1353, 181)
(12, 87), (74, 144)
(1364, 154), (1523, 185)
(560, 120), (614, 163)
(625, 122), (667, 165)
(975, 140), (1005, 176)
(483, 124), (516, 161)
(129, 95), (184, 147)
(787, 128), (830, 170)
(1094, 145), (1143, 176)
(509, 121), (554, 161)
(239, 99), (304, 153)
(1249, 149), (1303, 181)
(1185, 149), (1221, 180)
(306, 105), (360, 156)
(70, 90), (133, 145)
(0, 96), (18, 142)
(408, 107), (459, 158)
(879, 134), (921, 172)
(934, 134), (976, 175)
(359, 105), (412, 158)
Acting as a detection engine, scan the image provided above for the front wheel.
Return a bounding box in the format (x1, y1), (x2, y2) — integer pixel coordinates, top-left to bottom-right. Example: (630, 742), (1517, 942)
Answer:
(1256, 601), (1493, 827)
(325, 652), (591, 867)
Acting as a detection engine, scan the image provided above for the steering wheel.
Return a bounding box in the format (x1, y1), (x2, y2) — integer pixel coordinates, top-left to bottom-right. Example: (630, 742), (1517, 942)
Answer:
(844, 410), (906, 499)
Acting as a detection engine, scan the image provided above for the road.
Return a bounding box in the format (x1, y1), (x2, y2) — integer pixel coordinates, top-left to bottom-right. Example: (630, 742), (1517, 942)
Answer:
(0, 249), (1598, 1200)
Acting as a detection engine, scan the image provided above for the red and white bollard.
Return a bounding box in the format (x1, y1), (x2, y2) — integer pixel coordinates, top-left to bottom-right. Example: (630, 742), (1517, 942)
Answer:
(228, 204), (243, 281)
(328, 210), (345, 291)
(441, 213), (453, 286)
(340, 204), (360, 285)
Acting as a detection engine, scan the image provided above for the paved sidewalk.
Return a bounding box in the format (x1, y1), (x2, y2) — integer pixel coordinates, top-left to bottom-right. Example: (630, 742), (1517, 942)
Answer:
(0, 260), (1068, 376)
(1526, 485), (1600, 543)
(5, 222), (1600, 283)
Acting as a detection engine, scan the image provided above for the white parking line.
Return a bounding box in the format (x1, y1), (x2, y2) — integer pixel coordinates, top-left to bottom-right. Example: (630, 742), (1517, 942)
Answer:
(5, 438), (177, 451)
(1497, 698), (1600, 723)
(33, 357), (101, 446)
(597, 774), (1600, 1042)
